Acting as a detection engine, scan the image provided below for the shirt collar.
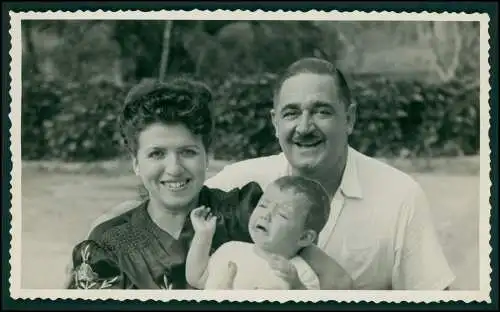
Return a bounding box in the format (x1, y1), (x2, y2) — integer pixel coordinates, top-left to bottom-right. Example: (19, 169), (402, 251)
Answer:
(281, 146), (363, 199)
(339, 146), (363, 199)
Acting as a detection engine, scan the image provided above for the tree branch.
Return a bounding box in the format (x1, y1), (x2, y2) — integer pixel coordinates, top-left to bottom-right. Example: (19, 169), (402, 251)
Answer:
(427, 21), (464, 83)
(159, 20), (174, 82)
(444, 21), (463, 81)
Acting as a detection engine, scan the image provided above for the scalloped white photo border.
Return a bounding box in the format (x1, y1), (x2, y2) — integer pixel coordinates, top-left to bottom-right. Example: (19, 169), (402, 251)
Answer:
(8, 9), (493, 303)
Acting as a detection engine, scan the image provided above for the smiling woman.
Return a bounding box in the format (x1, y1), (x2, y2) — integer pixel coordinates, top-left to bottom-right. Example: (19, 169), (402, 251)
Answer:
(133, 123), (207, 217)
(65, 78), (267, 289)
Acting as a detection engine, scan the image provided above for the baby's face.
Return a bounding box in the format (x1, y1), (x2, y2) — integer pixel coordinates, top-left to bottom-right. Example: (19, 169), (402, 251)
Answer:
(248, 184), (312, 257)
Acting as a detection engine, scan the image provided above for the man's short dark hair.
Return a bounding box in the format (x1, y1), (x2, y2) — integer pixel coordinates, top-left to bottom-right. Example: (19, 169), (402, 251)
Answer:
(272, 175), (330, 235)
(273, 57), (352, 108)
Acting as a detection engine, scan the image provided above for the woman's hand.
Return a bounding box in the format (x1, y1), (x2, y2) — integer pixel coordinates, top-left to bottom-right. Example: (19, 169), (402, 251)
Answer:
(190, 206), (217, 236)
(268, 254), (304, 290)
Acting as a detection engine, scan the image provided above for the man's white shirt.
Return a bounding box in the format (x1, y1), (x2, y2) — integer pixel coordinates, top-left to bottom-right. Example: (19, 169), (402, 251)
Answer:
(205, 146), (456, 290)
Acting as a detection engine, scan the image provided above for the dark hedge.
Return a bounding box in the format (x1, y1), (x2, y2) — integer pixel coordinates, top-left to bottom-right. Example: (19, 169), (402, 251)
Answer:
(21, 74), (479, 161)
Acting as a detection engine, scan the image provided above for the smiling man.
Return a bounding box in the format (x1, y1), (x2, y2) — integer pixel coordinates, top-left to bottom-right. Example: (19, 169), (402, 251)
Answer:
(204, 57), (456, 290)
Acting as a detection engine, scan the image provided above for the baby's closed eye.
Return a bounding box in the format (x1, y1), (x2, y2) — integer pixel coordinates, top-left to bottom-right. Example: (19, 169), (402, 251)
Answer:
(278, 213), (289, 219)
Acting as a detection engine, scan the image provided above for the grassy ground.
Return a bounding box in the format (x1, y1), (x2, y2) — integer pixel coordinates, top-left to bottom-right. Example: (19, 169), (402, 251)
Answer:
(19, 157), (480, 290)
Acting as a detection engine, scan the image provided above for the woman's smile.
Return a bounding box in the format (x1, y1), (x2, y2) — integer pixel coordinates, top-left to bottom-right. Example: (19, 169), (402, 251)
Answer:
(160, 178), (192, 191)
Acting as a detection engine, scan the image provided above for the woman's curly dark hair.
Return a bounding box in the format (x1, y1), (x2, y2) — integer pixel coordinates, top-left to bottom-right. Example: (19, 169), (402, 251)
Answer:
(118, 77), (214, 155)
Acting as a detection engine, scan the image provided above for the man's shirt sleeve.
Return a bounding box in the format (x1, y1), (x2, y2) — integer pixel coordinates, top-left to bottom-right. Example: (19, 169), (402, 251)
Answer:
(206, 162), (254, 191)
(392, 183), (456, 290)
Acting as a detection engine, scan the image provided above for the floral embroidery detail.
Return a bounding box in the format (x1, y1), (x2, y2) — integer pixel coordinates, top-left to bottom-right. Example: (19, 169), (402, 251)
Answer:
(159, 273), (174, 290)
(73, 242), (120, 289)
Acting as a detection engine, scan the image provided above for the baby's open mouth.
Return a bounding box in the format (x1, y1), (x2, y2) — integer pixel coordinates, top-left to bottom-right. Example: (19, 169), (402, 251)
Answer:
(255, 224), (268, 232)
(160, 179), (191, 191)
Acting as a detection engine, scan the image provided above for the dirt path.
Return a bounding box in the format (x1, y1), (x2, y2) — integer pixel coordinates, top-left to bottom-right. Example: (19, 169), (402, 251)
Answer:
(18, 168), (480, 290)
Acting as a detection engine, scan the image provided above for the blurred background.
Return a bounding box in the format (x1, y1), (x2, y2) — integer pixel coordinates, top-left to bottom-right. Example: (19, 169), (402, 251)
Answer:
(21, 20), (479, 161)
(20, 20), (481, 290)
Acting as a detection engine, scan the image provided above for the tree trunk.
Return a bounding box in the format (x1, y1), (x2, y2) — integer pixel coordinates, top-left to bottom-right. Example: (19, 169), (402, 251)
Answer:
(159, 20), (174, 82)
(427, 21), (463, 83)
(22, 20), (40, 75)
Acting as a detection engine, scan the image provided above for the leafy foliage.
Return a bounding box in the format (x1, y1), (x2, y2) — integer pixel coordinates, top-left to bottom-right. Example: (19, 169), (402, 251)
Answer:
(22, 76), (129, 161)
(211, 74), (479, 160)
(21, 73), (479, 161)
(21, 20), (480, 161)
(212, 74), (281, 159)
(21, 76), (65, 159)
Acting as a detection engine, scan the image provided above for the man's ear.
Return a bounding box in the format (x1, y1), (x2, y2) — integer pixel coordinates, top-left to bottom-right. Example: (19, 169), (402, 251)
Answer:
(346, 103), (357, 136)
(298, 230), (317, 248)
(270, 108), (278, 138)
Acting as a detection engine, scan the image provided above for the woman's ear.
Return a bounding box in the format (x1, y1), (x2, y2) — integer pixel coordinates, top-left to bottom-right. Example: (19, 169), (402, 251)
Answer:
(298, 230), (317, 248)
(131, 156), (139, 176)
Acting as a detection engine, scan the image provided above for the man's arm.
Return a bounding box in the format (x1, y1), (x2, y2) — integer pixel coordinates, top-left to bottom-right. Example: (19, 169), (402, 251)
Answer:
(299, 245), (353, 290)
(205, 163), (250, 191)
(392, 183), (456, 290)
(205, 156), (282, 192)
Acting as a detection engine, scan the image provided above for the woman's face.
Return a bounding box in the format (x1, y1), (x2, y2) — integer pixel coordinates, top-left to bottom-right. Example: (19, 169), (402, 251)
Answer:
(132, 122), (208, 212)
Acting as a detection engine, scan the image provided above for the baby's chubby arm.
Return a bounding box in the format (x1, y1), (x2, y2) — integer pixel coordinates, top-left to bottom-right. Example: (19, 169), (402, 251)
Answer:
(185, 206), (218, 289)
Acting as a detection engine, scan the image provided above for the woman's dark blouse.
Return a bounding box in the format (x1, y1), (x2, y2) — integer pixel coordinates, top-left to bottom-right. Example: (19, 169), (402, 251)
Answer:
(67, 182), (263, 290)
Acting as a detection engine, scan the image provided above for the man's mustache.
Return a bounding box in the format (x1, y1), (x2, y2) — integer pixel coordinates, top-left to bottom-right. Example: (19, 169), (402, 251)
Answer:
(290, 131), (323, 142)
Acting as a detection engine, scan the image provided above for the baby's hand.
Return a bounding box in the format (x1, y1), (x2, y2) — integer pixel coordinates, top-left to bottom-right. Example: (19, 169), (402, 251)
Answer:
(268, 254), (304, 290)
(190, 206), (217, 236)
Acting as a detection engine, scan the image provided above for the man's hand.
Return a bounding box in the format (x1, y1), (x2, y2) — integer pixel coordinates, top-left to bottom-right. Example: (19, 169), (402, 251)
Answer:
(190, 206), (217, 236)
(268, 254), (305, 290)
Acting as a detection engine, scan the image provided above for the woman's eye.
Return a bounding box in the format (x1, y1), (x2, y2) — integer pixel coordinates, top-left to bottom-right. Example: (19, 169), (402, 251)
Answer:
(149, 150), (165, 159)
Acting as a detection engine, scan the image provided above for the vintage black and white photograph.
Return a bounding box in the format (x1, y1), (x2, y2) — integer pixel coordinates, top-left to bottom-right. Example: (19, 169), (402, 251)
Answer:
(8, 9), (492, 303)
